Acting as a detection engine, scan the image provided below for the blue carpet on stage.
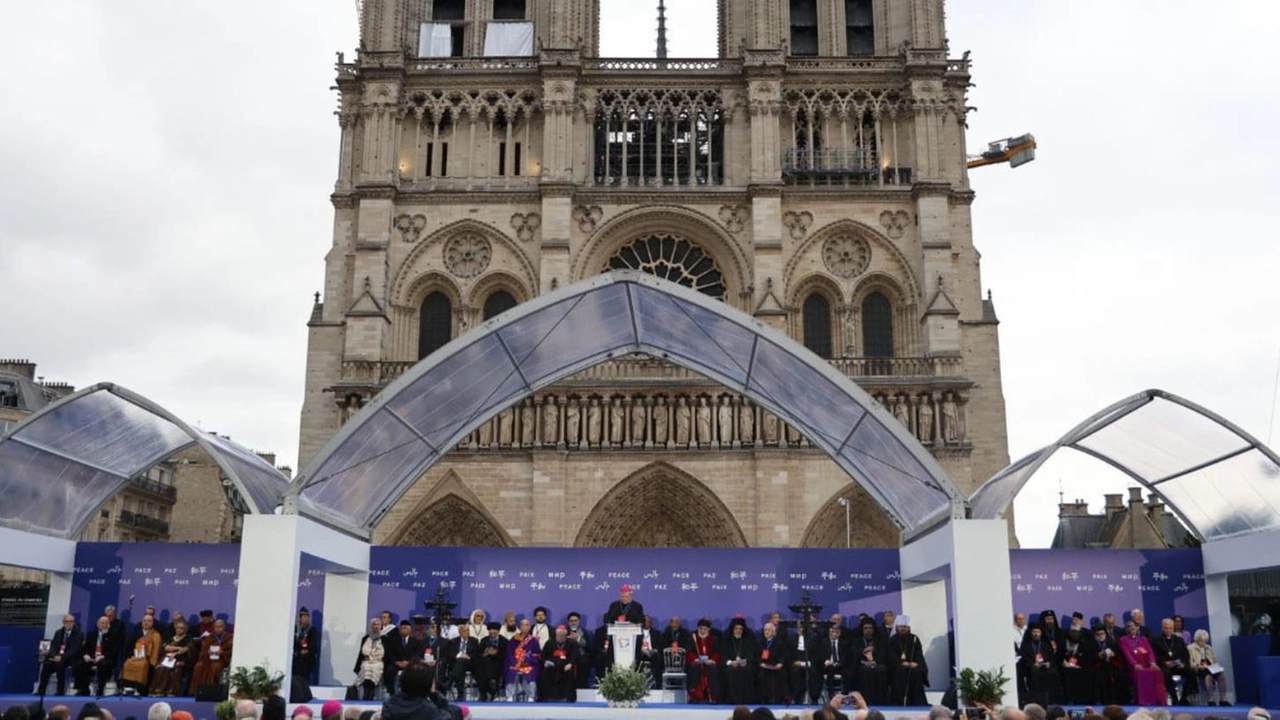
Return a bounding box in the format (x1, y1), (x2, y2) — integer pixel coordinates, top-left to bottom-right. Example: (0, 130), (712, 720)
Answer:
(1, 697), (1275, 720)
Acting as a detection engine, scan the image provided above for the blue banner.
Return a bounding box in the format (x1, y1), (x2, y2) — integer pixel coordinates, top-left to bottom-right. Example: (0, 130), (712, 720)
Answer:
(1009, 549), (1207, 634)
(63, 544), (1209, 640)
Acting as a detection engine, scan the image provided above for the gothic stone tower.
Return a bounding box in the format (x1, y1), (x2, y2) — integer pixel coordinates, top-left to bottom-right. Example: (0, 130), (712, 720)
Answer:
(299, 0), (1009, 548)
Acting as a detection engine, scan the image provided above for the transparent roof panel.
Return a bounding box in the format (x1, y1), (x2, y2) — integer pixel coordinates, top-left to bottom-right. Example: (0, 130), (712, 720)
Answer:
(1074, 396), (1249, 483)
(969, 389), (1280, 542)
(631, 284), (757, 388)
(0, 438), (119, 537)
(18, 389), (192, 475)
(295, 272), (961, 535)
(746, 337), (866, 450)
(0, 384), (292, 539)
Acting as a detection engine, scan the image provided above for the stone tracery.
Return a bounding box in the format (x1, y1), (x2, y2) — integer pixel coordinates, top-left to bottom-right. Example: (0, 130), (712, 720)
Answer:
(574, 463), (748, 548)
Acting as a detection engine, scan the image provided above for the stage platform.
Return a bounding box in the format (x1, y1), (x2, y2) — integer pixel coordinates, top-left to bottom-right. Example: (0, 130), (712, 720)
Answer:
(2, 697), (1273, 720)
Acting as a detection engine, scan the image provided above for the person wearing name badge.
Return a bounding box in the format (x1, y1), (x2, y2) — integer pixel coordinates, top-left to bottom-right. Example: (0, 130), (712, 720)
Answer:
(1085, 622), (1129, 706)
(539, 625), (580, 702)
(148, 616), (195, 697)
(1120, 618), (1165, 705)
(39, 614), (82, 696)
(504, 618), (541, 701)
(605, 585), (644, 626)
(1056, 627), (1093, 705)
(465, 609), (488, 641)
(499, 611), (519, 641)
(353, 617), (386, 701)
(687, 618), (722, 704)
(1020, 623), (1063, 706)
(76, 616), (120, 696)
(530, 607), (551, 648)
(417, 619), (442, 693)
(474, 622), (506, 702)
(190, 618), (233, 692)
(637, 615), (663, 689)
(120, 614), (162, 695)
(887, 615), (928, 707)
(1153, 617), (1191, 705)
(293, 607), (319, 685)
(1188, 629), (1229, 706)
(721, 617), (756, 705)
(755, 622), (790, 704)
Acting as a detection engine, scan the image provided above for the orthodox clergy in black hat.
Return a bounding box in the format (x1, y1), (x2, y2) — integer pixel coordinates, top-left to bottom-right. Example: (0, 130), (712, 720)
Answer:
(853, 616), (889, 705)
(293, 607), (319, 682)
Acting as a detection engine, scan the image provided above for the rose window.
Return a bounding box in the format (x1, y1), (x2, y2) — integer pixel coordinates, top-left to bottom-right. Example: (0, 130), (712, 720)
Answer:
(443, 233), (492, 278)
(822, 235), (871, 279)
(607, 234), (726, 299)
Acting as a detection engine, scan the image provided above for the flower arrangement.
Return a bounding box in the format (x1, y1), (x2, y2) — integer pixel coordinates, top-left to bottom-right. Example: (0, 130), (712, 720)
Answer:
(597, 664), (650, 707)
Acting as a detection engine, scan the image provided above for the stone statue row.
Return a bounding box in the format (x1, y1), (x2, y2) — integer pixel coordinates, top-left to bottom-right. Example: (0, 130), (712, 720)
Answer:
(872, 390), (966, 445)
(461, 390), (968, 450)
(466, 393), (809, 450)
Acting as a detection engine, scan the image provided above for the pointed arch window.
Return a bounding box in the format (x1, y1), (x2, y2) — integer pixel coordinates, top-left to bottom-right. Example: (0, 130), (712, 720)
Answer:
(862, 291), (894, 361)
(802, 293), (834, 359)
(418, 292), (453, 360)
(482, 290), (518, 320)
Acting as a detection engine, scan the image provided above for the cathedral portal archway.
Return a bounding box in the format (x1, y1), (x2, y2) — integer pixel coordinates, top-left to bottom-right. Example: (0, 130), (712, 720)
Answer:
(799, 483), (899, 548)
(574, 462), (748, 548)
(386, 493), (513, 547)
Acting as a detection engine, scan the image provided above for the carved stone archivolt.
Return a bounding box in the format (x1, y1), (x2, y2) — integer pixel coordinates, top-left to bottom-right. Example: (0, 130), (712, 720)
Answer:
(443, 232), (492, 278)
(394, 495), (511, 547)
(574, 463), (748, 548)
(458, 392), (816, 451)
(510, 212), (541, 242)
(394, 213), (427, 243)
(800, 484), (898, 549)
(822, 235), (872, 279)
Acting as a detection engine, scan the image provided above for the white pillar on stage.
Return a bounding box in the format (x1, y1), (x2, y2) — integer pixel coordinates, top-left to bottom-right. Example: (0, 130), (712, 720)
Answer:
(234, 515), (371, 693)
(1198, 527), (1280, 705)
(901, 520), (1014, 700)
(0, 527), (78, 636)
(322, 570), (370, 686)
(607, 623), (642, 669)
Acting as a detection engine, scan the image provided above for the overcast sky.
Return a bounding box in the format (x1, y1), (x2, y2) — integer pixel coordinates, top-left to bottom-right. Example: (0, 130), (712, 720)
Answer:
(3, 2), (1278, 547)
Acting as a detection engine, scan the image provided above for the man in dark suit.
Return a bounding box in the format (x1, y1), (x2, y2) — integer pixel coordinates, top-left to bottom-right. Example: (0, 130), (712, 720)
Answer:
(565, 612), (593, 689)
(453, 623), (485, 699)
(76, 615), (120, 696)
(1152, 617), (1191, 705)
(293, 607), (319, 683)
(384, 620), (421, 695)
(39, 614), (83, 695)
(605, 584), (644, 625)
(818, 622), (851, 699)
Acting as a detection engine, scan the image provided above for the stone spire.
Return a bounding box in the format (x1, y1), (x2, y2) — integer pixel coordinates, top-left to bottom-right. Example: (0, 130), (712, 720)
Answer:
(656, 0), (669, 60)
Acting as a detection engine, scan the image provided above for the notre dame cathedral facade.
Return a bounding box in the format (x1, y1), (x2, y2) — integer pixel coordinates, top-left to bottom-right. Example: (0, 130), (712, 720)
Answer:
(298, 0), (1009, 549)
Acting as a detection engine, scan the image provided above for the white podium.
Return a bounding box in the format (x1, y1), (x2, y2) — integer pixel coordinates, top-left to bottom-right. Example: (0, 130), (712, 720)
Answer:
(607, 622), (642, 669)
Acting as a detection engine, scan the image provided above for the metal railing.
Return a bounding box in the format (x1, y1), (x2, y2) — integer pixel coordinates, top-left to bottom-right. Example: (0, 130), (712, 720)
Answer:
(341, 356), (958, 388)
(129, 476), (177, 501)
(119, 510), (170, 535)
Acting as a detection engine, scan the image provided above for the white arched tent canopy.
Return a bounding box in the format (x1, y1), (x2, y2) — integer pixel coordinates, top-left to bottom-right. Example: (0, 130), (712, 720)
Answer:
(0, 383), (292, 540)
(292, 271), (965, 539)
(969, 388), (1280, 542)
